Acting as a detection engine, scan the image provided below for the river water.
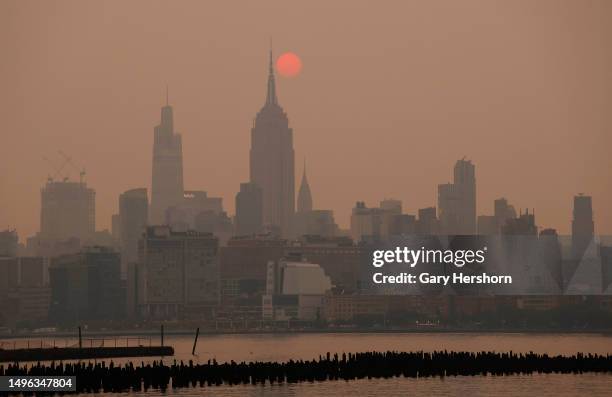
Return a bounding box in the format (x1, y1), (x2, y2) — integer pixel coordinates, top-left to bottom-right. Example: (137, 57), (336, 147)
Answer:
(3, 332), (612, 396)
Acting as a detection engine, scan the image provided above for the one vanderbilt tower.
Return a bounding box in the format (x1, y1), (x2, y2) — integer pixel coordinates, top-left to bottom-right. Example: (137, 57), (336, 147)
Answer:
(150, 92), (184, 224)
(249, 49), (295, 237)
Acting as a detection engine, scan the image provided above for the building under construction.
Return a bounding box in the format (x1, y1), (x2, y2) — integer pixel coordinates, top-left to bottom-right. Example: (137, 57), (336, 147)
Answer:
(40, 180), (95, 244)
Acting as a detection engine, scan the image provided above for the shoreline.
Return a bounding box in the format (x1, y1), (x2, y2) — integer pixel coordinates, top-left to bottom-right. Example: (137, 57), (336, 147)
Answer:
(2, 327), (612, 340)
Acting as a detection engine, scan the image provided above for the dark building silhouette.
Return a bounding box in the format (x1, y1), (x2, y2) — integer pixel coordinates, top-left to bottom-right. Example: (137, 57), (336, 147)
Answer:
(478, 197), (517, 235)
(416, 207), (439, 235)
(249, 50), (295, 237)
(40, 180), (95, 245)
(538, 228), (563, 291)
(379, 200), (404, 238)
(111, 213), (121, 248)
(19, 257), (46, 287)
(495, 198), (517, 225)
(235, 182), (263, 236)
(0, 256), (50, 328)
(297, 161), (313, 213)
(49, 246), (124, 324)
(390, 214), (417, 236)
(438, 159), (476, 235)
(601, 245), (612, 293)
(0, 229), (18, 257)
(0, 258), (19, 291)
(572, 194), (594, 259)
(502, 209), (538, 235)
(119, 188), (148, 274)
(150, 95), (184, 224)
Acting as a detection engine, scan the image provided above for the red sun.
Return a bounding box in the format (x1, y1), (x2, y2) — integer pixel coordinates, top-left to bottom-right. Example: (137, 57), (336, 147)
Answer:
(276, 52), (302, 78)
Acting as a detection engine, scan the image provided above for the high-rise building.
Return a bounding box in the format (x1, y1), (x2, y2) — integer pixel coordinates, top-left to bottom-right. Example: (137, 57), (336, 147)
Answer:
(572, 194), (594, 259)
(0, 258), (19, 292)
(136, 226), (219, 320)
(0, 229), (18, 257)
(390, 214), (417, 236)
(0, 256), (50, 328)
(150, 96), (184, 224)
(249, 50), (295, 237)
(495, 198), (516, 225)
(111, 214), (121, 248)
(380, 199), (402, 214)
(166, 191), (223, 231)
(379, 199), (403, 237)
(19, 257), (47, 287)
(40, 180), (95, 243)
(416, 207), (439, 235)
(350, 202), (383, 242)
(501, 209), (538, 235)
(297, 162), (313, 213)
(438, 159), (476, 235)
(235, 182), (263, 236)
(49, 246), (124, 324)
(478, 197), (517, 235)
(119, 188), (148, 273)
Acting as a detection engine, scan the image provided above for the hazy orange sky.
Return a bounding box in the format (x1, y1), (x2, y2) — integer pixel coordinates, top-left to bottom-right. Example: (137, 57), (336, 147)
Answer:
(1, 0), (611, 241)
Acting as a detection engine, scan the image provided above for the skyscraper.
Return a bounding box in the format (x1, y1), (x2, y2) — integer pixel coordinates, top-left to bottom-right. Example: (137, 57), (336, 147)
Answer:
(0, 229), (18, 257)
(249, 49), (295, 237)
(151, 94), (184, 224)
(166, 191), (223, 232)
(438, 159), (476, 235)
(297, 161), (313, 213)
(572, 194), (594, 259)
(350, 202), (383, 242)
(416, 207), (439, 235)
(235, 182), (263, 236)
(40, 180), (95, 243)
(119, 188), (148, 273)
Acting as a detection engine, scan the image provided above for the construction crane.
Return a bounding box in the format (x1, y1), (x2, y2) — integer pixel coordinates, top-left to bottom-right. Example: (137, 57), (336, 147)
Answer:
(42, 155), (67, 183)
(58, 150), (86, 183)
(42, 151), (86, 184)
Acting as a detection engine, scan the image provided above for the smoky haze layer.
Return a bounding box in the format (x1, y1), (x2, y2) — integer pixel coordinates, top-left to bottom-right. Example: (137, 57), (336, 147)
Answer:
(0, 0), (611, 239)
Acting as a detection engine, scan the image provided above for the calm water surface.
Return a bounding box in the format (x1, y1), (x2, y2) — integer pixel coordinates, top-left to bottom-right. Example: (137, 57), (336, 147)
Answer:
(3, 333), (612, 396)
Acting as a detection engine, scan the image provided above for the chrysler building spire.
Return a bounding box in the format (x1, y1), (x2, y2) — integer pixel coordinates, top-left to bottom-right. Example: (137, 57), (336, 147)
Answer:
(297, 158), (312, 213)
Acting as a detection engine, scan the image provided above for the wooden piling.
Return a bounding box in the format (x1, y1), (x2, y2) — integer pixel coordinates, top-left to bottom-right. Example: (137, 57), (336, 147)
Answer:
(192, 327), (200, 355)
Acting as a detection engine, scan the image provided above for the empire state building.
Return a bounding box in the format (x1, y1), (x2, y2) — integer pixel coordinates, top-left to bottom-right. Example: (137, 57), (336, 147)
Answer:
(249, 50), (295, 237)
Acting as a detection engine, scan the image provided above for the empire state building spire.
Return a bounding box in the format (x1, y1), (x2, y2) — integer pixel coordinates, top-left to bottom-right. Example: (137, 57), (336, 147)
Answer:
(265, 47), (278, 106)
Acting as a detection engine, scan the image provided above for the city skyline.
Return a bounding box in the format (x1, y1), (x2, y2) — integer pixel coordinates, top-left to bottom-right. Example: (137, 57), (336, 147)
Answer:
(2, 1), (612, 240)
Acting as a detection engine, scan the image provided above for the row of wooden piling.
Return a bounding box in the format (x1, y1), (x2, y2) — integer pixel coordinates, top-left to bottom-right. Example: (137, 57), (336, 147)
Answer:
(1, 350), (611, 393)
